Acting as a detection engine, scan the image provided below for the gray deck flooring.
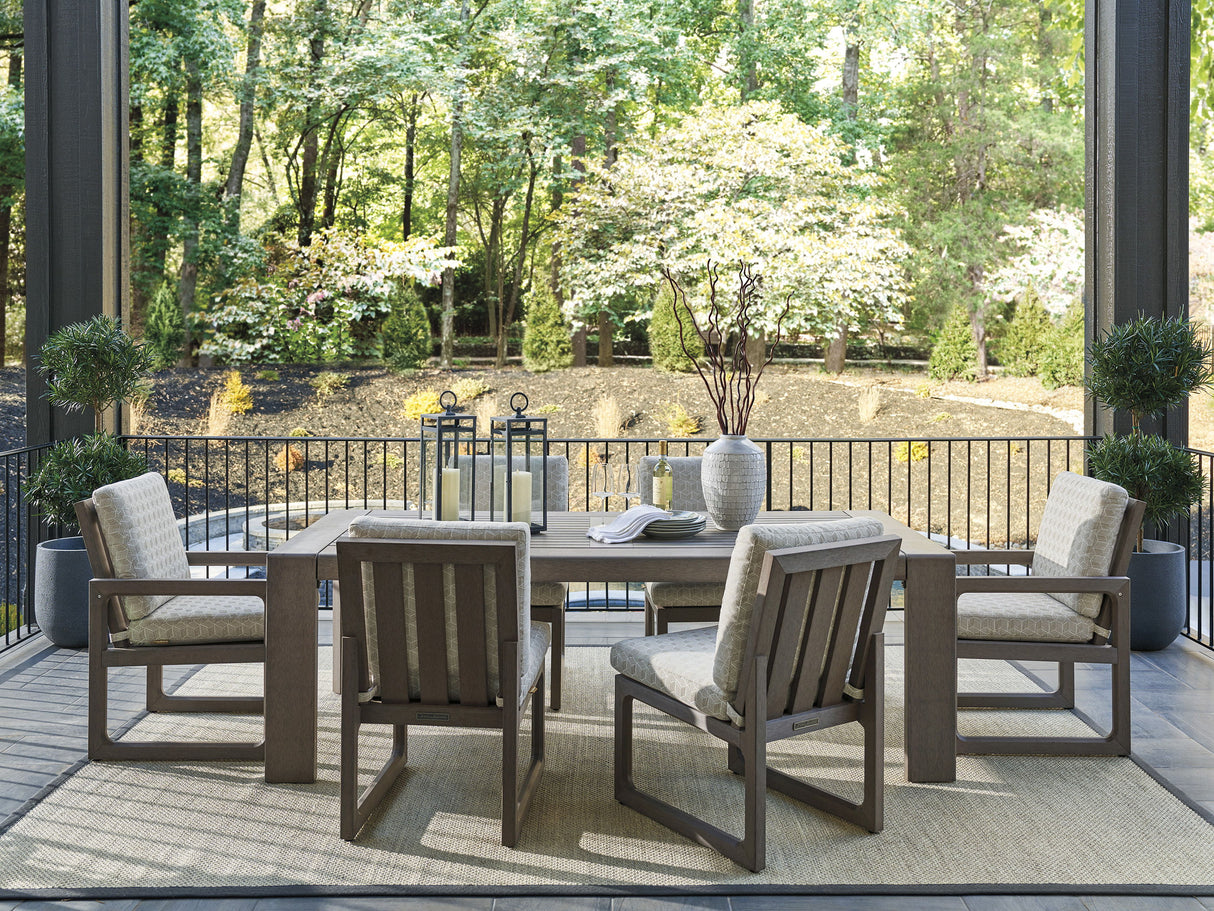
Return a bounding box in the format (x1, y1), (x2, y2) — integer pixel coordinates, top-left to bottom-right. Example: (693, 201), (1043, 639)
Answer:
(0, 614), (1210, 908)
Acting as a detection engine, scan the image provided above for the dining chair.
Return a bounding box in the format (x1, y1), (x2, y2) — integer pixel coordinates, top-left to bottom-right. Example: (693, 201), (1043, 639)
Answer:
(74, 471), (267, 761)
(954, 470), (1145, 755)
(337, 516), (549, 845)
(612, 518), (900, 872)
(636, 455), (725, 634)
(461, 453), (570, 709)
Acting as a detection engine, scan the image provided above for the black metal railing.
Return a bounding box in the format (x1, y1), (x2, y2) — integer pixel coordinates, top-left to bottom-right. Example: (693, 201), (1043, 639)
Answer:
(0, 443), (53, 651)
(2, 434), (1212, 654)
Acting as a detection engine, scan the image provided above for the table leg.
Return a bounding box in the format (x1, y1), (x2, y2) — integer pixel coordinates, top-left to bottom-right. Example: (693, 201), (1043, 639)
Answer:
(903, 551), (957, 783)
(265, 551), (319, 783)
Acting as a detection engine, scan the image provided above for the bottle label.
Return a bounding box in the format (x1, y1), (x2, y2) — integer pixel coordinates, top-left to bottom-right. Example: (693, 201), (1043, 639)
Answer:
(654, 475), (673, 510)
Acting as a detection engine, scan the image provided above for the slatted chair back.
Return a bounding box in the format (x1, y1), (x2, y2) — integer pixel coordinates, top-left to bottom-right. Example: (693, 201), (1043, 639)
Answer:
(76, 498), (130, 639)
(733, 534), (901, 721)
(339, 519), (530, 707)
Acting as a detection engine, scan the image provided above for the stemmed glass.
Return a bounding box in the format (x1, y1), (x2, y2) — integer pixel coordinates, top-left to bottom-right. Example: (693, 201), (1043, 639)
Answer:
(616, 463), (641, 508)
(590, 461), (614, 512)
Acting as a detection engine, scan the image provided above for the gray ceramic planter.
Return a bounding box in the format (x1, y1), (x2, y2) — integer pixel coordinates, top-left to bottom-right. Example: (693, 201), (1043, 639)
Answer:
(1128, 539), (1187, 651)
(701, 434), (766, 530)
(33, 536), (92, 649)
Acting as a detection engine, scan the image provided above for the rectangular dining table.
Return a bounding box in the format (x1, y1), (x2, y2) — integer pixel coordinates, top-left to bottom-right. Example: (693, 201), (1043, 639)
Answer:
(264, 509), (957, 784)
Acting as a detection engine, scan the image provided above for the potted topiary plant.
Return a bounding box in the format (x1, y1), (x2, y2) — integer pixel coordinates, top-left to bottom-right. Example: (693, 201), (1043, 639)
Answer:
(23, 315), (152, 648)
(1086, 314), (1213, 650)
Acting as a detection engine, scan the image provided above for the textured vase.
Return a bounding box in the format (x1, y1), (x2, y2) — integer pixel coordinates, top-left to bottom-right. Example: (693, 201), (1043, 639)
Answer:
(701, 434), (766, 530)
(1128, 539), (1187, 651)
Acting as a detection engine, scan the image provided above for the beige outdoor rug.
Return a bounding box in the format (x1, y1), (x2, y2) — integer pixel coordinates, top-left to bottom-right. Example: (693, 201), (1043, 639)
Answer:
(1, 645), (1213, 892)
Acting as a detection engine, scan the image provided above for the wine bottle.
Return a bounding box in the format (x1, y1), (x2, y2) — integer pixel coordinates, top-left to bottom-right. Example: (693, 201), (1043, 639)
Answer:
(653, 440), (673, 511)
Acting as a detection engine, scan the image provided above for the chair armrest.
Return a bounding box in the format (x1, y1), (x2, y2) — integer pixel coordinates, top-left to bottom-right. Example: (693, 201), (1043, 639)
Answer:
(89, 577), (267, 600)
(952, 549), (1035, 566)
(955, 575), (1128, 596)
(186, 550), (269, 567)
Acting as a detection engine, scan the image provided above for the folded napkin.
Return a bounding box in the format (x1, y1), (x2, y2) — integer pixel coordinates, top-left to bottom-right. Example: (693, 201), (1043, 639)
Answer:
(587, 504), (671, 543)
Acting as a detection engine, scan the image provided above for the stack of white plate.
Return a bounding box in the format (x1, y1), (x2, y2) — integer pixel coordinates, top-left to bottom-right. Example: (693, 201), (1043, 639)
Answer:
(642, 510), (708, 539)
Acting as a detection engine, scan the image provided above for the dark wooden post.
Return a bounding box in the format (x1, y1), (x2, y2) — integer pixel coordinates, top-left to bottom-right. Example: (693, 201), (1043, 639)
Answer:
(1086, 0), (1190, 444)
(24, 0), (130, 445)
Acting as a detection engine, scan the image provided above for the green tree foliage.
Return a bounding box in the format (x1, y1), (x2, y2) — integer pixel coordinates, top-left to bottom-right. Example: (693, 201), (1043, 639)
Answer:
(995, 289), (1052, 377)
(381, 283), (433, 370)
(1039, 302), (1085, 389)
(23, 435), (149, 530)
(38, 316), (155, 432)
(144, 282), (186, 369)
(648, 284), (703, 372)
(928, 305), (978, 381)
(522, 280), (572, 373)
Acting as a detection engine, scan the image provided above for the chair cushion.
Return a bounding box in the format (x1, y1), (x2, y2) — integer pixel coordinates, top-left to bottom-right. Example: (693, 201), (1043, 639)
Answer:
(91, 472), (190, 621)
(638, 456), (707, 511)
(645, 581), (726, 607)
(957, 591), (1096, 642)
(611, 626), (740, 724)
(531, 581), (568, 607)
(125, 594), (264, 646)
(456, 454), (570, 514)
(714, 518), (887, 701)
(521, 622), (552, 706)
(1031, 471), (1130, 619)
(346, 517), (533, 703)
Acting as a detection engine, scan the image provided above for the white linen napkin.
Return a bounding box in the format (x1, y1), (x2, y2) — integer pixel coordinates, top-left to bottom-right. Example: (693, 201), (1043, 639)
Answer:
(586, 504), (671, 543)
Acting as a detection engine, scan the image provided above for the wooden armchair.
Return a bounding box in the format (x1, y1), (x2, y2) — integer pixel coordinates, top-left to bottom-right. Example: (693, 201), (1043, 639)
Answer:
(74, 472), (266, 762)
(612, 518), (900, 872)
(337, 516), (549, 846)
(954, 470), (1145, 756)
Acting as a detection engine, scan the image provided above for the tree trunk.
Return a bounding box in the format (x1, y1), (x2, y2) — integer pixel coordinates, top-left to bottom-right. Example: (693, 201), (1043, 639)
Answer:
(319, 114), (343, 229)
(842, 42), (860, 120)
(745, 330), (766, 370)
(402, 94), (418, 240)
(224, 0), (267, 233)
(969, 266), (989, 377)
(738, 0), (759, 99)
(0, 52), (20, 365)
(441, 0), (471, 368)
(137, 92), (179, 319)
(596, 311), (614, 366)
(296, 1), (327, 246)
(569, 134), (587, 366)
(824, 328), (847, 373)
(176, 60), (203, 365)
(498, 151), (537, 368)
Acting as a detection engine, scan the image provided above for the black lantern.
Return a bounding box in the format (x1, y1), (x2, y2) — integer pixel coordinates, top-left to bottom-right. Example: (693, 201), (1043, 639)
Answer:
(419, 390), (476, 521)
(490, 392), (548, 532)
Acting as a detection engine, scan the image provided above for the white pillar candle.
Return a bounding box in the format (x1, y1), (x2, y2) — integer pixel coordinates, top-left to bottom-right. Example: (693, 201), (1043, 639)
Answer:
(511, 470), (532, 525)
(494, 466), (506, 516)
(440, 467), (461, 521)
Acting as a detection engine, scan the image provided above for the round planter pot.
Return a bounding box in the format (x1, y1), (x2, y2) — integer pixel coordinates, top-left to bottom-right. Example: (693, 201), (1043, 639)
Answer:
(33, 537), (92, 649)
(1128, 539), (1187, 651)
(701, 434), (766, 530)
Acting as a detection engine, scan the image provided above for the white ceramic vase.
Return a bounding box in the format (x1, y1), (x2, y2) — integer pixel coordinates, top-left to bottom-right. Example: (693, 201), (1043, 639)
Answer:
(701, 434), (766, 530)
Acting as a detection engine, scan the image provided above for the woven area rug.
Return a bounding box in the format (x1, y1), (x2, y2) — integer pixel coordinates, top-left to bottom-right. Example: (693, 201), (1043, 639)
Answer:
(1, 645), (1212, 895)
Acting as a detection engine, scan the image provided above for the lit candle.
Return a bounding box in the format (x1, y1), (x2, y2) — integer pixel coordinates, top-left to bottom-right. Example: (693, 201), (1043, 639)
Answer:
(511, 470), (532, 525)
(440, 467), (461, 521)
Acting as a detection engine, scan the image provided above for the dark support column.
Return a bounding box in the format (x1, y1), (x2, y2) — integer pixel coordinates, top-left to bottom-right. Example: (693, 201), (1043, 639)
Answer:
(1086, 0), (1190, 443)
(24, 0), (130, 445)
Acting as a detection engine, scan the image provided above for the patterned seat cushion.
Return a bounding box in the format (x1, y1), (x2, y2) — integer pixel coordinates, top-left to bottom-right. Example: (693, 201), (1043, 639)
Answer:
(91, 472), (191, 621)
(531, 581), (568, 607)
(456, 454), (570, 514)
(638, 456), (707, 512)
(957, 591), (1096, 642)
(645, 581), (726, 608)
(125, 594), (264, 646)
(1031, 471), (1130, 619)
(346, 517), (540, 706)
(610, 626), (739, 723)
(714, 518), (887, 702)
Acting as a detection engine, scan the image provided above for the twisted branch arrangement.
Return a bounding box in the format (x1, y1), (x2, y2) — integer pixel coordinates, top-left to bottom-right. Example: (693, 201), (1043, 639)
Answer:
(662, 261), (790, 436)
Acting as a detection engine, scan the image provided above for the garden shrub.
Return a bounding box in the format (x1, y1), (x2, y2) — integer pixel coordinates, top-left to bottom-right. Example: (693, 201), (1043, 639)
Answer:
(995, 289), (1052, 377)
(648, 285), (703, 372)
(928, 306), (978, 381)
(1039, 302), (1085, 389)
(220, 370), (253, 414)
(657, 401), (702, 436)
(275, 445), (305, 472)
(381, 284), (432, 370)
(522, 281), (572, 373)
(450, 376), (491, 402)
(402, 388), (443, 422)
(310, 371), (350, 402)
(894, 441), (930, 463)
(143, 282), (185, 369)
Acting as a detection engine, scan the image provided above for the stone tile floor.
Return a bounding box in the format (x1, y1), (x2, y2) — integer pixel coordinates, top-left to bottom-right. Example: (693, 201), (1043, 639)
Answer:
(0, 614), (1210, 910)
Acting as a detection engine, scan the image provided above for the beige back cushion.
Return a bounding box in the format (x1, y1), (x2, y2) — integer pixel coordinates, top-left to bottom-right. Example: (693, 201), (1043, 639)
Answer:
(1031, 471), (1130, 619)
(91, 472), (190, 621)
(346, 517), (531, 702)
(637, 456), (707, 511)
(455, 454), (569, 514)
(713, 518), (887, 700)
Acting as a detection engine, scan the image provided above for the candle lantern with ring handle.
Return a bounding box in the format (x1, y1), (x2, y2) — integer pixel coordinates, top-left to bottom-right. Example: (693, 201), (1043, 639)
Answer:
(490, 392), (548, 532)
(419, 390), (477, 522)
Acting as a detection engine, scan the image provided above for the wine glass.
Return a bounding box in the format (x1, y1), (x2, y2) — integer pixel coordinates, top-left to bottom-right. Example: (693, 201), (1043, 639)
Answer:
(616, 462), (641, 508)
(590, 461), (614, 513)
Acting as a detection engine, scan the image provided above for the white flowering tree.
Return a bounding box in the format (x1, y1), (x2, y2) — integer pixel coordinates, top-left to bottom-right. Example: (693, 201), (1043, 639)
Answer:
(986, 207), (1084, 317)
(552, 99), (911, 348)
